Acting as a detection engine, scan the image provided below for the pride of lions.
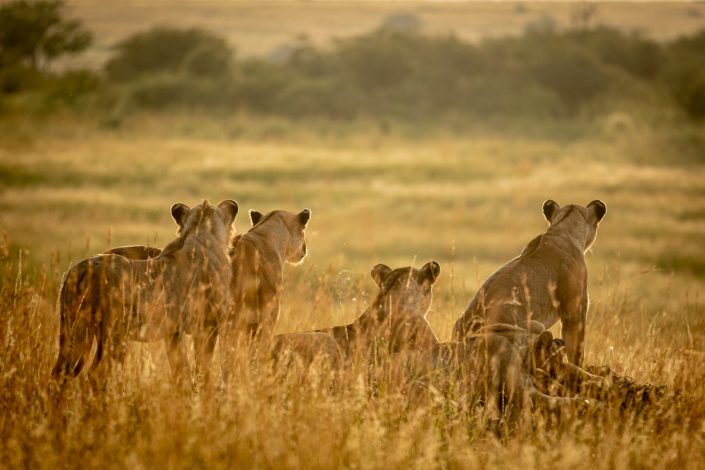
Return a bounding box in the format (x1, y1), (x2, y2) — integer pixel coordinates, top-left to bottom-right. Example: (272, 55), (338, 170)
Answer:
(50, 198), (663, 431)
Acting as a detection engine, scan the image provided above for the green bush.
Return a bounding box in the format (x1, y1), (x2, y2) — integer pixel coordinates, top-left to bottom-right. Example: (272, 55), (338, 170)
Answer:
(105, 27), (234, 81)
(0, 61), (43, 94)
(275, 77), (362, 119)
(530, 46), (611, 112)
(564, 28), (663, 80)
(663, 31), (705, 121)
(6, 15), (705, 127)
(126, 74), (230, 110)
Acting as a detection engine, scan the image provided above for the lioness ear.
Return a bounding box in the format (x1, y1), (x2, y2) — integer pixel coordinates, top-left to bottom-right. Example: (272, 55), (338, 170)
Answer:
(217, 200), (239, 226)
(534, 330), (554, 353)
(298, 208), (311, 227)
(421, 261), (441, 284)
(249, 210), (264, 226)
(587, 200), (606, 224)
(542, 200), (560, 223)
(230, 234), (242, 253)
(371, 264), (393, 287)
(170, 203), (190, 227)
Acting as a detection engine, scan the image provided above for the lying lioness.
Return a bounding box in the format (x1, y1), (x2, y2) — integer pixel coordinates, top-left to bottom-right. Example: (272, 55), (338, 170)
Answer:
(392, 325), (593, 433)
(271, 261), (441, 368)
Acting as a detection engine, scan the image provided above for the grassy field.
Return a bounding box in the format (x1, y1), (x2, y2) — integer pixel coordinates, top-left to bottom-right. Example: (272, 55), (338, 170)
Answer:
(1, 112), (704, 467)
(61, 0), (705, 68)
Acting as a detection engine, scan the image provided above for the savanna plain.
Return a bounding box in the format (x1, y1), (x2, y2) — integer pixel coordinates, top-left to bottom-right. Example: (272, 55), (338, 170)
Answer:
(1, 1), (705, 469)
(2, 115), (705, 468)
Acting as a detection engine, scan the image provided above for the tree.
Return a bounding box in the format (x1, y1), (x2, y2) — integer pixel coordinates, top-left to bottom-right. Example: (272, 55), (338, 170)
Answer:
(0, 0), (92, 71)
(664, 31), (705, 121)
(105, 27), (234, 81)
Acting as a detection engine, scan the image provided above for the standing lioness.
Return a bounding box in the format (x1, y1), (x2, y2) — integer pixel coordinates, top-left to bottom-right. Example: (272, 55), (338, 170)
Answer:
(453, 200), (606, 367)
(51, 200), (238, 390)
(229, 208), (311, 339)
(104, 207), (311, 341)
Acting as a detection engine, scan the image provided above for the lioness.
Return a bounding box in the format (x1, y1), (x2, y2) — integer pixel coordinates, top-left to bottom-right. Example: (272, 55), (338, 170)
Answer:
(453, 200), (606, 367)
(270, 262), (441, 368)
(104, 207), (310, 341)
(51, 200), (238, 390)
(430, 328), (592, 431)
(229, 208), (311, 338)
(326, 261), (441, 359)
(385, 325), (592, 434)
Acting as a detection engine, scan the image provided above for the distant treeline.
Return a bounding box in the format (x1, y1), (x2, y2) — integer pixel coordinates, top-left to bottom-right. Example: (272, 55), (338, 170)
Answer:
(1, 1), (705, 124)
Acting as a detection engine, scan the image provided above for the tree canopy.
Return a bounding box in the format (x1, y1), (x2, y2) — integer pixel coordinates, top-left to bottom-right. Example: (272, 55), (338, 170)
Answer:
(0, 0), (92, 71)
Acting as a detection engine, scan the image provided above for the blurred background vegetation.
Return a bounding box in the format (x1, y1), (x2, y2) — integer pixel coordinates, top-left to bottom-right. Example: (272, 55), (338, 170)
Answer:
(0, 0), (704, 139)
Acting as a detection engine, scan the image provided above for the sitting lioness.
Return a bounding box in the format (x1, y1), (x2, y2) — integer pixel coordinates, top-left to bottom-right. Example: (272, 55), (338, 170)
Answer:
(51, 200), (238, 390)
(453, 200), (606, 367)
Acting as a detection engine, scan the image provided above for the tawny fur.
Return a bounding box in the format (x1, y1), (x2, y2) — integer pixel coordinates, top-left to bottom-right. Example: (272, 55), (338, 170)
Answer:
(51, 200), (238, 391)
(271, 261), (441, 368)
(453, 200), (606, 366)
(229, 208), (311, 339)
(103, 245), (162, 260)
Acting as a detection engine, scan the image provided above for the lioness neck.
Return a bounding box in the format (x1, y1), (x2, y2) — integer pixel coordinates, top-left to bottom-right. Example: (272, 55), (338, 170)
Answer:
(247, 217), (291, 269)
(183, 232), (231, 267)
(545, 216), (589, 256)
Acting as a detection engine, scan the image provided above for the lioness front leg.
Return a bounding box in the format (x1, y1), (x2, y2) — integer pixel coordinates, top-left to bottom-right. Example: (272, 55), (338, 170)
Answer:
(561, 317), (586, 381)
(165, 331), (191, 390)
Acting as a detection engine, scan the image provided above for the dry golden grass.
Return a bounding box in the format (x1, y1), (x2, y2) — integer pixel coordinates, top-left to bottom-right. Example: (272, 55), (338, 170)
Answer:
(62, 0), (705, 68)
(1, 114), (705, 468)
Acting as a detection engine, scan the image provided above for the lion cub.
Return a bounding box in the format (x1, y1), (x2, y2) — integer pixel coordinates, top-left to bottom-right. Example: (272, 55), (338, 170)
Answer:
(453, 200), (606, 367)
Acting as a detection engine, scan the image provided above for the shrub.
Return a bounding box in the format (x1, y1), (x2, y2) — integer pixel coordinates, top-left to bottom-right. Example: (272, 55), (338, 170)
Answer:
(530, 45), (611, 112)
(663, 31), (705, 121)
(564, 28), (663, 81)
(126, 74), (229, 110)
(105, 27), (234, 81)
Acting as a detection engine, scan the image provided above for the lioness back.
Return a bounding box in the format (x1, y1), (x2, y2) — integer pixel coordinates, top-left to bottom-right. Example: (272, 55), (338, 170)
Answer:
(104, 245), (162, 260)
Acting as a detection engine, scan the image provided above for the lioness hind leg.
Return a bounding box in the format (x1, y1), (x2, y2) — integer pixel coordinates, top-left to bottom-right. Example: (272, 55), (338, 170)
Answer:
(51, 328), (91, 381)
(193, 326), (219, 391)
(86, 325), (128, 396)
(50, 315), (95, 395)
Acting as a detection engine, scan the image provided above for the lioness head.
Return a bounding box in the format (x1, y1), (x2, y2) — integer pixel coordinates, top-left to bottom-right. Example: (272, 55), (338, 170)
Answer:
(249, 208), (311, 264)
(370, 261), (441, 320)
(542, 200), (606, 251)
(171, 199), (239, 241)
